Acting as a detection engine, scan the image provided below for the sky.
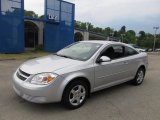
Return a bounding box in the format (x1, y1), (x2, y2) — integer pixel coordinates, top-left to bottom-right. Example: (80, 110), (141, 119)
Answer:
(25, 0), (160, 34)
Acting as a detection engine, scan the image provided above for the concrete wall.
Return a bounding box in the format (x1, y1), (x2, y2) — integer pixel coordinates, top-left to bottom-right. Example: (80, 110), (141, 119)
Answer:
(24, 20), (106, 47)
(74, 29), (106, 41)
(74, 29), (89, 40)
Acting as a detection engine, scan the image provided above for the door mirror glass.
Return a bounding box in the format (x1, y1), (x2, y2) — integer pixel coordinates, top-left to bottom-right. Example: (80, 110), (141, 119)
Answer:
(98, 56), (111, 63)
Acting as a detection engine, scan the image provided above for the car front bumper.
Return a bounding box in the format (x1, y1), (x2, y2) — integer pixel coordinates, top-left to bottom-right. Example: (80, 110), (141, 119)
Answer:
(12, 72), (64, 103)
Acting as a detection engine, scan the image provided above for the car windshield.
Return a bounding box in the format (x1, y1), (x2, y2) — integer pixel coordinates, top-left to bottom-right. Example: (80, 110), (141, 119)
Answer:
(56, 42), (102, 61)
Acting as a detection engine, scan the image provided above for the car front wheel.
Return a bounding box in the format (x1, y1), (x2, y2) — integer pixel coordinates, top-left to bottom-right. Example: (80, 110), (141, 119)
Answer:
(62, 81), (88, 109)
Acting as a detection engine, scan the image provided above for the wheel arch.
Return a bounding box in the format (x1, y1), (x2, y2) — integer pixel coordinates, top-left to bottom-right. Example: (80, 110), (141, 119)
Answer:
(61, 76), (91, 100)
(138, 65), (146, 74)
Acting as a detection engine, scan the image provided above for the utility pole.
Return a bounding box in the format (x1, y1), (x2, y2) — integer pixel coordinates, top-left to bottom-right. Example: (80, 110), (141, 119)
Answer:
(153, 27), (159, 51)
(121, 34), (125, 43)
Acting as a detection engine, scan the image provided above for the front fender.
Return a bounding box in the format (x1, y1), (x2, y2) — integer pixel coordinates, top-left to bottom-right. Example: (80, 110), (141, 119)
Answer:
(57, 69), (94, 101)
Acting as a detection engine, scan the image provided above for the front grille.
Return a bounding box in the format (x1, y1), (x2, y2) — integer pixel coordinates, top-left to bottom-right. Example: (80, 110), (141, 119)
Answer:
(16, 69), (31, 81)
(19, 69), (30, 77)
(16, 72), (26, 81)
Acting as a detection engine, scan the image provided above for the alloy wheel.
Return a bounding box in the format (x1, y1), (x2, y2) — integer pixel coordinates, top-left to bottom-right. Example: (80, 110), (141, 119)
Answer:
(69, 85), (86, 106)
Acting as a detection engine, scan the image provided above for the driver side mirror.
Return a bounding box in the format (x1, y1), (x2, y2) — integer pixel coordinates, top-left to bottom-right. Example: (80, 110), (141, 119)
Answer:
(97, 56), (111, 63)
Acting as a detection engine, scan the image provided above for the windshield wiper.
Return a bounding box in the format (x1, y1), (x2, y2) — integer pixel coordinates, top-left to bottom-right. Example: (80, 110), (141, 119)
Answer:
(54, 53), (83, 61)
(55, 54), (73, 59)
(54, 53), (82, 61)
(59, 55), (71, 58)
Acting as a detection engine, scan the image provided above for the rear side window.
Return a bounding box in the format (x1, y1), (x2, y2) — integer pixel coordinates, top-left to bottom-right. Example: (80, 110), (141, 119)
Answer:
(125, 46), (138, 56)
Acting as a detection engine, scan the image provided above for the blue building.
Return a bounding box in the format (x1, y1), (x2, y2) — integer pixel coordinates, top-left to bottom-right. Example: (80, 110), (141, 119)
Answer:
(0, 0), (75, 53)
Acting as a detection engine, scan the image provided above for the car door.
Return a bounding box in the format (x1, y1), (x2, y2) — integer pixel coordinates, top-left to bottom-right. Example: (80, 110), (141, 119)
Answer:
(123, 46), (140, 78)
(94, 45), (130, 89)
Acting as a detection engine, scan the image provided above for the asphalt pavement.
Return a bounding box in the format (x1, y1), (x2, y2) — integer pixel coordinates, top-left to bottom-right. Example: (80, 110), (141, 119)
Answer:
(0, 55), (160, 120)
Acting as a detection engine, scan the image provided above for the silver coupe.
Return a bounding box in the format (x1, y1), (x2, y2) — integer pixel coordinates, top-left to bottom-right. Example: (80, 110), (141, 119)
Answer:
(13, 41), (148, 109)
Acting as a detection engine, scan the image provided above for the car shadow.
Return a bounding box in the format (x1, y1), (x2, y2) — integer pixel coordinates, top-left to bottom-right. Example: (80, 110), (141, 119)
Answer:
(92, 82), (131, 94)
(14, 82), (135, 112)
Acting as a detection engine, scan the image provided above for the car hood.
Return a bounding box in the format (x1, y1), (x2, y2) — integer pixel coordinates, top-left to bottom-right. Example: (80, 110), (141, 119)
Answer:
(20, 55), (82, 75)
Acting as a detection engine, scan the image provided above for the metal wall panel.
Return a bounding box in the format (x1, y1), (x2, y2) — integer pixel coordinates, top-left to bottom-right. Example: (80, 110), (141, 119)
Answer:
(44, 0), (75, 52)
(0, 0), (24, 53)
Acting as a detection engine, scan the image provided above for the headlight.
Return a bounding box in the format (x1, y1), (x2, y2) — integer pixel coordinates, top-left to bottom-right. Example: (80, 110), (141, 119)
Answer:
(30, 73), (58, 85)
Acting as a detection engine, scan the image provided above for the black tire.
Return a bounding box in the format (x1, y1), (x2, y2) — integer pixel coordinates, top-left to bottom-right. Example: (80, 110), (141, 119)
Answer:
(132, 67), (145, 85)
(62, 80), (88, 109)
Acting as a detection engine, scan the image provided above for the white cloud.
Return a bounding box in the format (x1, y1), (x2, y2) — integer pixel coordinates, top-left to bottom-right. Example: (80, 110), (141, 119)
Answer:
(72, 0), (160, 23)
(69, 0), (160, 33)
(25, 0), (160, 33)
(24, 0), (44, 15)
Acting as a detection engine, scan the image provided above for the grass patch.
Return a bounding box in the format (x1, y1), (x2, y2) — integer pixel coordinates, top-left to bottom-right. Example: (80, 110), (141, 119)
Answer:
(0, 51), (50, 60)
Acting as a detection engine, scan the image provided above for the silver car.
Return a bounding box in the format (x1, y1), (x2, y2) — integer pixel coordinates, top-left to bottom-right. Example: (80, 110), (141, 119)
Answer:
(12, 41), (148, 109)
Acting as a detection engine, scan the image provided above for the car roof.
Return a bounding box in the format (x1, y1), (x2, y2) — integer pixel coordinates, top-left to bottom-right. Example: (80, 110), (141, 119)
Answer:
(80, 40), (138, 50)
(81, 40), (124, 45)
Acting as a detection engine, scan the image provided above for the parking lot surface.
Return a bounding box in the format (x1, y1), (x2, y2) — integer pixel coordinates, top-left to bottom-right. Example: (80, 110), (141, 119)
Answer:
(0, 55), (160, 120)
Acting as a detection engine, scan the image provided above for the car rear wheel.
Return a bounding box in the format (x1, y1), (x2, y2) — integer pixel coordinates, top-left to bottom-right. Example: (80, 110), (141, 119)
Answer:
(132, 67), (145, 85)
(62, 81), (88, 109)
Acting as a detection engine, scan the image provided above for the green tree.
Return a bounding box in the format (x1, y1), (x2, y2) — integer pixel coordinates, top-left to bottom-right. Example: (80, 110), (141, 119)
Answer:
(80, 22), (87, 30)
(125, 30), (136, 44)
(93, 27), (103, 33)
(127, 30), (136, 36)
(156, 34), (160, 48)
(24, 10), (38, 18)
(86, 22), (94, 31)
(39, 15), (44, 19)
(113, 31), (119, 37)
(144, 33), (154, 48)
(139, 31), (146, 40)
(74, 21), (160, 49)
(137, 31), (146, 47)
(74, 20), (81, 29)
(119, 26), (126, 34)
(104, 27), (114, 36)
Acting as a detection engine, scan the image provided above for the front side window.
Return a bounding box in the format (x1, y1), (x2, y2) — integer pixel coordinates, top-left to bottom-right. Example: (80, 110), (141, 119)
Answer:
(101, 45), (125, 60)
(57, 42), (102, 61)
